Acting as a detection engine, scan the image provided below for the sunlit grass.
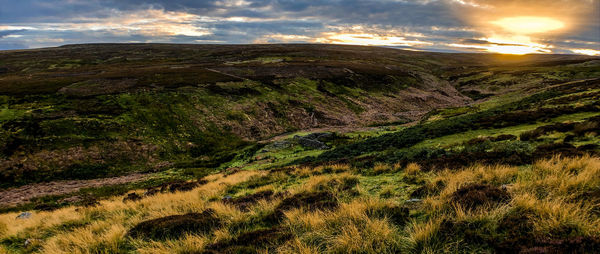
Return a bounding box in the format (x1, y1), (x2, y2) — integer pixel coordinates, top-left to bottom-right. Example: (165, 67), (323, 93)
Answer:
(1, 156), (599, 253)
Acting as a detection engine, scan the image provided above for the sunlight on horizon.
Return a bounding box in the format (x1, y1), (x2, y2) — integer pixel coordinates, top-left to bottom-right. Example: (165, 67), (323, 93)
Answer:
(453, 15), (568, 55)
(316, 33), (432, 47)
(491, 16), (565, 34)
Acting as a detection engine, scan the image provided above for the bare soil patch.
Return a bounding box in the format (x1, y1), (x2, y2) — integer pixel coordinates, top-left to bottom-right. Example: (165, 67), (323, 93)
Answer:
(0, 173), (148, 206)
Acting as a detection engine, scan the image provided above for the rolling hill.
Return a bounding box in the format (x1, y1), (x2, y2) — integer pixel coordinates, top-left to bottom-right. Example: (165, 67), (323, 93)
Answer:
(0, 44), (599, 253)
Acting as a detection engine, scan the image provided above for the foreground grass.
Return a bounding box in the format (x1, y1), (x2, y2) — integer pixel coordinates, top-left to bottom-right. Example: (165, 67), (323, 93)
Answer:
(1, 155), (598, 253)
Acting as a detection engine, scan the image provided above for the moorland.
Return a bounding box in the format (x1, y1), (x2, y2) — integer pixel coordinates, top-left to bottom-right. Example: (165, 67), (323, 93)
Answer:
(0, 44), (599, 253)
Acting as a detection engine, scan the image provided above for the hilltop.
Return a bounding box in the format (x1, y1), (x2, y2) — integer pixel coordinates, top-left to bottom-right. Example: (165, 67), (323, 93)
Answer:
(0, 44), (599, 253)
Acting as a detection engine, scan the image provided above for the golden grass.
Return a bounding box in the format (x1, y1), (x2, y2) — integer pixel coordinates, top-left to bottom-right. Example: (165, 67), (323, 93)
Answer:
(373, 162), (393, 174)
(284, 198), (402, 253)
(515, 155), (600, 198)
(405, 217), (443, 251)
(404, 163), (421, 175)
(406, 156), (600, 252)
(1, 156), (599, 253)
(512, 193), (600, 236)
(0, 170), (263, 253)
(132, 234), (208, 254)
(277, 237), (320, 254)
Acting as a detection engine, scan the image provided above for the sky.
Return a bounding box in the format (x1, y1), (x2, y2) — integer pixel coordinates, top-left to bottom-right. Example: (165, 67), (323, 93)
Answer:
(0, 0), (599, 55)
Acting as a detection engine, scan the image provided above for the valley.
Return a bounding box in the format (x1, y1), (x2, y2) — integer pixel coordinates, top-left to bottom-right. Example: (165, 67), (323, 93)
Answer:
(0, 44), (599, 253)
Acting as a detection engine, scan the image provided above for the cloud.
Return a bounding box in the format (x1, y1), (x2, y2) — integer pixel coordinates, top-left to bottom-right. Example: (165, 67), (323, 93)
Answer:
(571, 48), (600, 56)
(0, 0), (597, 54)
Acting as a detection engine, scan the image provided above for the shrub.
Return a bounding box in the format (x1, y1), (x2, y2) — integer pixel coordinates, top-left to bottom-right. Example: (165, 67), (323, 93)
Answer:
(271, 191), (339, 221)
(449, 184), (511, 209)
(366, 204), (409, 226)
(404, 163), (421, 175)
(493, 209), (535, 253)
(223, 190), (280, 211)
(204, 227), (292, 253)
(127, 209), (221, 240)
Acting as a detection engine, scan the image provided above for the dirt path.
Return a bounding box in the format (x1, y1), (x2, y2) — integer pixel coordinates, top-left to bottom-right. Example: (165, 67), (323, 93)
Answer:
(0, 173), (148, 206)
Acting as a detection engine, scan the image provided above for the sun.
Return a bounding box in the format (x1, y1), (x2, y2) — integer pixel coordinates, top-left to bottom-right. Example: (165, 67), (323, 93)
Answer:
(491, 16), (565, 34)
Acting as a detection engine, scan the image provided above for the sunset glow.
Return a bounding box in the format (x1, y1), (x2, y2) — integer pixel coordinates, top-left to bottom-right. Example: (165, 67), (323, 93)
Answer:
(317, 33), (432, 46)
(572, 49), (600, 56)
(491, 16), (565, 34)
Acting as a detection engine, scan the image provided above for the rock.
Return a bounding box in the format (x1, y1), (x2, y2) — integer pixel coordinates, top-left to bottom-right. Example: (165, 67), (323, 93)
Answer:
(222, 195), (233, 201)
(16, 212), (32, 219)
(406, 198), (422, 203)
(297, 137), (328, 149)
(293, 132), (332, 149)
(24, 239), (33, 248)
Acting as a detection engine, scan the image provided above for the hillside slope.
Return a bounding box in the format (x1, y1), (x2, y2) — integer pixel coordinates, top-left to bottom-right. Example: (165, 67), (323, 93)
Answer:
(1, 44), (598, 189)
(0, 44), (600, 253)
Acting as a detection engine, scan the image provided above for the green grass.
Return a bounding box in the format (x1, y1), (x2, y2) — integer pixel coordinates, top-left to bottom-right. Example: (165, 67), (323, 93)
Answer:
(414, 111), (600, 149)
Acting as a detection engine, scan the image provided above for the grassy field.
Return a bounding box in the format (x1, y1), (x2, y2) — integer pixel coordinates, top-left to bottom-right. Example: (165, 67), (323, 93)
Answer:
(1, 156), (598, 253)
(0, 44), (599, 253)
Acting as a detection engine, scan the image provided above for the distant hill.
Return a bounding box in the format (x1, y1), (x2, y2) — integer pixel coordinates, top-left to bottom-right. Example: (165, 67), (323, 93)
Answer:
(1, 44), (599, 253)
(0, 44), (598, 188)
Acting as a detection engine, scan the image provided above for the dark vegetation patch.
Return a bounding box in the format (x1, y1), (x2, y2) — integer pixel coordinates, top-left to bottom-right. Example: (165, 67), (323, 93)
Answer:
(121, 180), (206, 202)
(449, 184), (511, 209)
(225, 173), (288, 195)
(547, 91), (600, 105)
(204, 227), (293, 254)
(161, 180), (200, 193)
(270, 191), (339, 221)
(222, 190), (284, 211)
(311, 176), (360, 194)
(493, 209), (600, 254)
(520, 116), (600, 141)
(122, 193), (142, 202)
(0, 141), (158, 188)
(461, 90), (494, 100)
(493, 210), (536, 253)
(410, 180), (445, 199)
(436, 219), (496, 249)
(465, 134), (517, 145)
(439, 210), (600, 253)
(33, 202), (63, 212)
(0, 176), (201, 213)
(307, 80), (600, 163)
(533, 143), (598, 159)
(519, 236), (600, 254)
(345, 132), (597, 171)
(366, 204), (409, 226)
(127, 209), (221, 240)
